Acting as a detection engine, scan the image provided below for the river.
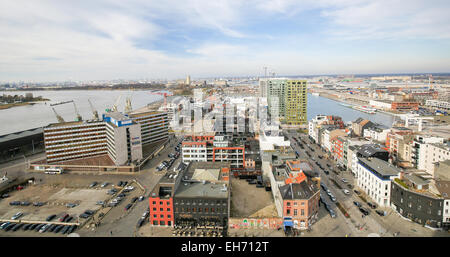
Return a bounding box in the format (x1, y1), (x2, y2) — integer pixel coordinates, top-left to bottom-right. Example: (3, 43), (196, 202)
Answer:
(0, 91), (395, 136)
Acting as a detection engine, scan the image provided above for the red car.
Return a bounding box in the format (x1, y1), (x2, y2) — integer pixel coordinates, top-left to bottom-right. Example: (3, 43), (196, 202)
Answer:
(59, 213), (69, 222)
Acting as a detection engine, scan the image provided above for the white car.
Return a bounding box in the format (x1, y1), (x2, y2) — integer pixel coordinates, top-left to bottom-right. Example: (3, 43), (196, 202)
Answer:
(342, 178), (348, 183)
(343, 189), (350, 195)
(124, 186), (135, 191)
(11, 212), (23, 220)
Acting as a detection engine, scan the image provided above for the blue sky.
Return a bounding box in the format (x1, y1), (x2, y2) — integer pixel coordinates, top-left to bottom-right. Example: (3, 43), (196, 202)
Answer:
(0, 0), (449, 82)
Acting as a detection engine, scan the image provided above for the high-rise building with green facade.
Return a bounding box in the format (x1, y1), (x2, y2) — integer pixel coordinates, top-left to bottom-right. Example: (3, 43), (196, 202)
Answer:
(262, 78), (307, 125)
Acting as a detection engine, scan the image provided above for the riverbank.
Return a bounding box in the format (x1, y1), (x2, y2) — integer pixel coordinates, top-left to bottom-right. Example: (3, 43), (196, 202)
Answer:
(314, 91), (399, 117)
(0, 99), (49, 110)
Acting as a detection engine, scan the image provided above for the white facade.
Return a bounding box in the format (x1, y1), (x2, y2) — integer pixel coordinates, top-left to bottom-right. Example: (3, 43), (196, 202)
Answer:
(363, 127), (389, 143)
(444, 200), (450, 224)
(308, 115), (328, 143)
(356, 159), (400, 207)
(421, 143), (450, 177)
(426, 100), (450, 110)
(369, 100), (392, 110)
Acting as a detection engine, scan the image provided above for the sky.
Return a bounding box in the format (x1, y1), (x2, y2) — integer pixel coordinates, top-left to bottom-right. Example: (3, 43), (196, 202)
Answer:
(1, 0), (450, 82)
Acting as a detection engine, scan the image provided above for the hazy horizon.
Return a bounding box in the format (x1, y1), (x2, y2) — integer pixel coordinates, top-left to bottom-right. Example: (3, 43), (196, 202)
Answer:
(1, 0), (450, 82)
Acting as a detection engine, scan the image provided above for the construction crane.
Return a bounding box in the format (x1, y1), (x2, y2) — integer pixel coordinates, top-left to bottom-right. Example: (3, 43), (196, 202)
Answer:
(149, 91), (173, 108)
(110, 95), (122, 112)
(52, 108), (65, 123)
(88, 99), (99, 120)
(73, 102), (82, 121)
(124, 96), (132, 113)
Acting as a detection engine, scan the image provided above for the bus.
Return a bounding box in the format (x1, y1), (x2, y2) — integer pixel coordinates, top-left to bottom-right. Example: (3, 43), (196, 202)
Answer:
(44, 167), (64, 175)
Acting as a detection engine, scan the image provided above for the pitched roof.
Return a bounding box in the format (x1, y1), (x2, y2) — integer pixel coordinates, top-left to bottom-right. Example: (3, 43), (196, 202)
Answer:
(279, 180), (318, 200)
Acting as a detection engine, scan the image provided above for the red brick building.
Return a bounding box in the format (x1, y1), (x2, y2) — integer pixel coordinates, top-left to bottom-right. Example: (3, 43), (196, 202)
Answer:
(391, 101), (419, 111)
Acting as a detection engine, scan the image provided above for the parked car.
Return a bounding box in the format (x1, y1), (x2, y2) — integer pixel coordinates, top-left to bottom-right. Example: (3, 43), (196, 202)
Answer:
(79, 213), (90, 219)
(59, 213), (69, 222)
(66, 203), (78, 208)
(368, 202), (377, 209)
(46, 214), (56, 221)
(84, 210), (95, 216)
(124, 203), (133, 211)
(29, 223), (39, 231)
(341, 178), (348, 183)
(65, 216), (73, 223)
(124, 186), (135, 191)
(68, 225), (77, 234)
(359, 207), (370, 216)
(12, 212), (23, 220)
(330, 196), (337, 202)
(54, 225), (64, 233)
(96, 201), (105, 206)
(0, 222), (11, 230)
(353, 190), (361, 195)
(342, 189), (350, 195)
(22, 223), (32, 231)
(48, 224), (58, 232)
(60, 225), (70, 234)
(39, 224), (51, 233)
(136, 218), (145, 228)
(323, 170), (329, 175)
(376, 210), (387, 216)
(9, 201), (20, 206)
(33, 202), (45, 207)
(131, 197), (138, 203)
(1, 194), (10, 198)
(326, 189), (332, 196)
(101, 182), (109, 188)
(329, 210), (336, 218)
(347, 184), (353, 189)
(4, 223), (16, 231)
(89, 182), (97, 188)
(353, 201), (362, 208)
(117, 181), (124, 187)
(35, 224), (45, 232)
(138, 196), (145, 202)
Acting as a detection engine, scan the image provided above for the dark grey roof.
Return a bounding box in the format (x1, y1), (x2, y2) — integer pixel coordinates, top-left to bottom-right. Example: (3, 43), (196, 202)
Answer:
(174, 181), (228, 199)
(358, 157), (400, 177)
(403, 173), (429, 186)
(0, 127), (43, 143)
(279, 180), (318, 200)
(357, 144), (388, 157)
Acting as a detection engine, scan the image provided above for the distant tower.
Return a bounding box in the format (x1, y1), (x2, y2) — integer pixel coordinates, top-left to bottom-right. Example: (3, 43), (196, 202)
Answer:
(186, 75), (191, 85)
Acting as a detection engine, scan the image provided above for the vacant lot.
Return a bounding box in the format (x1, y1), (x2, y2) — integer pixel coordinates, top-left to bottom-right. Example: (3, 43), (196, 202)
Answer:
(230, 177), (274, 217)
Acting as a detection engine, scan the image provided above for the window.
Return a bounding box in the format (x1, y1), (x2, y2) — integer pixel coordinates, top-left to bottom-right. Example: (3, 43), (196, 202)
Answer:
(160, 214), (164, 218)
(294, 209), (298, 216)
(152, 201), (156, 205)
(168, 215), (171, 218)
(294, 202), (298, 206)
(287, 209), (291, 215)
(160, 208), (163, 211)
(160, 221), (165, 226)
(287, 202), (291, 206)
(301, 202), (305, 206)
(153, 220), (158, 225)
(168, 221), (172, 226)
(160, 201), (163, 205)
(153, 208), (156, 211)
(301, 209), (304, 216)
(153, 214), (157, 218)
(211, 208), (215, 213)
(167, 208), (171, 212)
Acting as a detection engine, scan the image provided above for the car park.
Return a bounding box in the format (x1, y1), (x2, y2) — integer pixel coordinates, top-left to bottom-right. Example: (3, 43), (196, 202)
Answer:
(12, 212), (23, 220)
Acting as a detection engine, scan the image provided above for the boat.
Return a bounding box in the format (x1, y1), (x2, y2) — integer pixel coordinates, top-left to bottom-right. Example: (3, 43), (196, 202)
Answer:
(339, 103), (354, 108)
(50, 100), (74, 106)
(353, 105), (377, 114)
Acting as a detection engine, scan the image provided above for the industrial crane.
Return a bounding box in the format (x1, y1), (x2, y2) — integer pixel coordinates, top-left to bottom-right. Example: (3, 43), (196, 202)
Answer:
(73, 102), (82, 121)
(124, 96), (132, 113)
(52, 108), (65, 123)
(88, 99), (99, 120)
(112, 95), (122, 112)
(149, 91), (173, 108)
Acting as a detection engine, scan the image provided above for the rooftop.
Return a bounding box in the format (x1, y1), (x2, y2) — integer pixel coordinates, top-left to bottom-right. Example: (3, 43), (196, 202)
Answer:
(279, 180), (318, 200)
(357, 144), (388, 157)
(174, 181), (229, 199)
(435, 181), (450, 199)
(358, 157), (400, 177)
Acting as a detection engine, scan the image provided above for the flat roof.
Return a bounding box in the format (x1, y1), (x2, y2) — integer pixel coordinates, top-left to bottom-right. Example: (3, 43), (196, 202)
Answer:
(175, 181), (228, 199)
(0, 127), (43, 143)
(358, 157), (400, 177)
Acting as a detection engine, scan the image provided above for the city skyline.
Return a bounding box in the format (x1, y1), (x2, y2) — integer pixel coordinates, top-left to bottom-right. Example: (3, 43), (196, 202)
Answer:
(1, 0), (450, 82)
